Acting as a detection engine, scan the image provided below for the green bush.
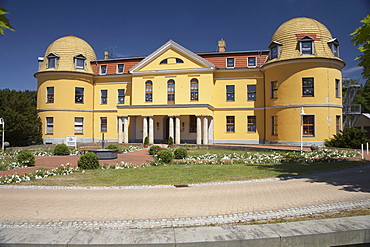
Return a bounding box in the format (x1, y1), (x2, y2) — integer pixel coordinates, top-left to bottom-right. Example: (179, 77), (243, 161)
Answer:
(168, 136), (174, 146)
(156, 150), (174, 164)
(106, 144), (118, 150)
(144, 136), (149, 145)
(16, 150), (35, 166)
(53, 144), (70, 156)
(78, 152), (99, 169)
(148, 145), (161, 155)
(325, 127), (369, 149)
(174, 147), (187, 159)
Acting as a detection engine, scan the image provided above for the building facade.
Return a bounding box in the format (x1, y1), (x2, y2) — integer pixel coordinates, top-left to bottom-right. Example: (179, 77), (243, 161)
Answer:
(35, 17), (345, 146)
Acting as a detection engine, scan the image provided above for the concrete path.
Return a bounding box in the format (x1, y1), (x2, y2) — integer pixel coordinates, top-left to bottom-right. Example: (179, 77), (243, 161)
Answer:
(0, 165), (369, 226)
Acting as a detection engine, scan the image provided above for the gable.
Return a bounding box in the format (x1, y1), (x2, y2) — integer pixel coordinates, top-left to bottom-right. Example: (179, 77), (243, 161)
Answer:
(129, 40), (215, 74)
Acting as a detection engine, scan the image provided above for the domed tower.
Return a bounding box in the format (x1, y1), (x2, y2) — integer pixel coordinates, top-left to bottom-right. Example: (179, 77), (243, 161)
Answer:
(262, 17), (345, 145)
(35, 36), (97, 144)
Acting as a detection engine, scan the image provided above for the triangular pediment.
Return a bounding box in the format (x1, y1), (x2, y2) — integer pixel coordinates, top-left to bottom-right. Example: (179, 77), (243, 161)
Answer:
(129, 40), (215, 74)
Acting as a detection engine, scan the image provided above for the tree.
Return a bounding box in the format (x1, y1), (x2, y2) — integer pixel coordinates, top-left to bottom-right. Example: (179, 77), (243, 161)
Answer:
(351, 14), (370, 79)
(0, 89), (43, 147)
(325, 127), (369, 149)
(0, 7), (14, 35)
(353, 79), (370, 113)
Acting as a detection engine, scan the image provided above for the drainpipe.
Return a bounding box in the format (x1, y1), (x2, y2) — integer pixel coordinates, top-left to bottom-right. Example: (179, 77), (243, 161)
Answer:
(259, 53), (266, 144)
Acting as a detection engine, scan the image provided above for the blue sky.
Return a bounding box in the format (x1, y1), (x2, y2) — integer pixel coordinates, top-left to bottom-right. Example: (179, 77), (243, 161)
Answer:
(0, 0), (369, 91)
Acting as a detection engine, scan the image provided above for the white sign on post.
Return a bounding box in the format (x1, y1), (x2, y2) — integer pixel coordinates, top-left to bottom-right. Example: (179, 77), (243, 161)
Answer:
(66, 136), (77, 148)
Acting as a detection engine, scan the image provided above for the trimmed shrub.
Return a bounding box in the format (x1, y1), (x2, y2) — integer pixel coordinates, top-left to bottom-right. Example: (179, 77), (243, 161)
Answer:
(144, 136), (149, 145)
(156, 150), (174, 164)
(174, 147), (187, 159)
(16, 150), (35, 166)
(78, 152), (99, 169)
(148, 145), (161, 155)
(53, 144), (70, 156)
(106, 144), (118, 150)
(325, 127), (369, 149)
(168, 136), (174, 146)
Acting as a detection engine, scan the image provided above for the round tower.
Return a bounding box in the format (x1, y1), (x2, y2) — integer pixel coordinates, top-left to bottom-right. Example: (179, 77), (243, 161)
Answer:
(262, 17), (345, 145)
(35, 36), (97, 144)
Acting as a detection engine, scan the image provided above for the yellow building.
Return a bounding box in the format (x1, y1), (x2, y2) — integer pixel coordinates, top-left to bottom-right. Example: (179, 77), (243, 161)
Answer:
(35, 17), (344, 146)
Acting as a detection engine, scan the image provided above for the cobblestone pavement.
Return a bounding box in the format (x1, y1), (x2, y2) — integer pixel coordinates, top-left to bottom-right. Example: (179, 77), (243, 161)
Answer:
(0, 164), (369, 229)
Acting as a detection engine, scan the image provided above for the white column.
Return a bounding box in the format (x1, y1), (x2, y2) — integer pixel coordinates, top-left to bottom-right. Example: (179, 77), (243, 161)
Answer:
(118, 117), (123, 143)
(196, 116), (202, 145)
(209, 116), (214, 144)
(203, 116), (208, 145)
(149, 116), (154, 144)
(175, 116), (180, 144)
(123, 117), (129, 143)
(143, 116), (148, 142)
(169, 116), (174, 140)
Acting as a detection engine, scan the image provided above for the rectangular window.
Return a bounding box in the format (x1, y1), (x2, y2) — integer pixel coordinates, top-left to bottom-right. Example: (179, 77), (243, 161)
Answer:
(101, 90), (107, 104)
(271, 116), (278, 136)
(118, 89), (125, 104)
(75, 58), (85, 70)
(247, 85), (256, 101)
(46, 117), (53, 134)
(271, 81), (278, 99)
(247, 116), (256, 132)
(74, 117), (84, 134)
(100, 117), (107, 132)
(270, 46), (279, 59)
(336, 115), (341, 134)
(303, 115), (315, 136)
(335, 79), (340, 98)
(226, 85), (235, 101)
(75, 87), (84, 103)
(226, 58), (235, 68)
(100, 65), (107, 75)
(247, 57), (256, 67)
(189, 115), (197, 133)
(302, 78), (314, 96)
(117, 64), (124, 74)
(226, 116), (235, 132)
(301, 41), (313, 54)
(47, 57), (57, 69)
(46, 87), (54, 103)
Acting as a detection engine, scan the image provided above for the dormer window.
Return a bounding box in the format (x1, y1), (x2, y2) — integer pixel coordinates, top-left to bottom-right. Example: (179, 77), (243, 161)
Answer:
(226, 58), (235, 68)
(299, 36), (314, 55)
(74, 54), (86, 70)
(100, 65), (107, 75)
(269, 41), (282, 60)
(328, 38), (340, 57)
(46, 53), (59, 69)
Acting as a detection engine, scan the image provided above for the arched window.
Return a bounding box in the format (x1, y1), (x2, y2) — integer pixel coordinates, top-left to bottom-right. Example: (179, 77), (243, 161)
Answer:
(145, 80), (152, 102)
(167, 79), (175, 104)
(160, 59), (168, 64)
(190, 78), (198, 101)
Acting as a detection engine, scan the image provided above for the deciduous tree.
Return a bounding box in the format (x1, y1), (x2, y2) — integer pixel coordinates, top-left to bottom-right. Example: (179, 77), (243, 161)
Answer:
(351, 14), (370, 79)
(0, 89), (42, 147)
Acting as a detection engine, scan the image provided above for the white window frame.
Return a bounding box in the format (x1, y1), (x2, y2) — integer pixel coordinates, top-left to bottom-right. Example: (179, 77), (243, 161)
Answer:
(46, 87), (54, 103)
(117, 64), (125, 74)
(269, 41), (282, 60)
(247, 84), (256, 101)
(74, 54), (86, 70)
(75, 87), (84, 103)
(247, 57), (256, 68)
(335, 79), (341, 98)
(100, 117), (107, 132)
(100, 65), (107, 75)
(328, 38), (340, 57)
(46, 53), (59, 69)
(46, 117), (54, 134)
(101, 90), (108, 104)
(226, 58), (235, 68)
(74, 117), (84, 134)
(118, 89), (125, 104)
(299, 36), (315, 55)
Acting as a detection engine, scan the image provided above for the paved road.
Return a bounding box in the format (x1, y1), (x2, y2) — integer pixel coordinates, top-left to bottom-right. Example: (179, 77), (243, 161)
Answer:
(1, 165), (369, 227)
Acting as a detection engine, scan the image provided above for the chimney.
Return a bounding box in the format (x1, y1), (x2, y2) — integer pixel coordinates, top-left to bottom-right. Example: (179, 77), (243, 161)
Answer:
(104, 51), (109, 59)
(218, 39), (226, 52)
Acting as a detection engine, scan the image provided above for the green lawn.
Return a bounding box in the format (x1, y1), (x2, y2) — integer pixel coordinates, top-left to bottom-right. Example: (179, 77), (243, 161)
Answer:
(19, 160), (368, 187)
